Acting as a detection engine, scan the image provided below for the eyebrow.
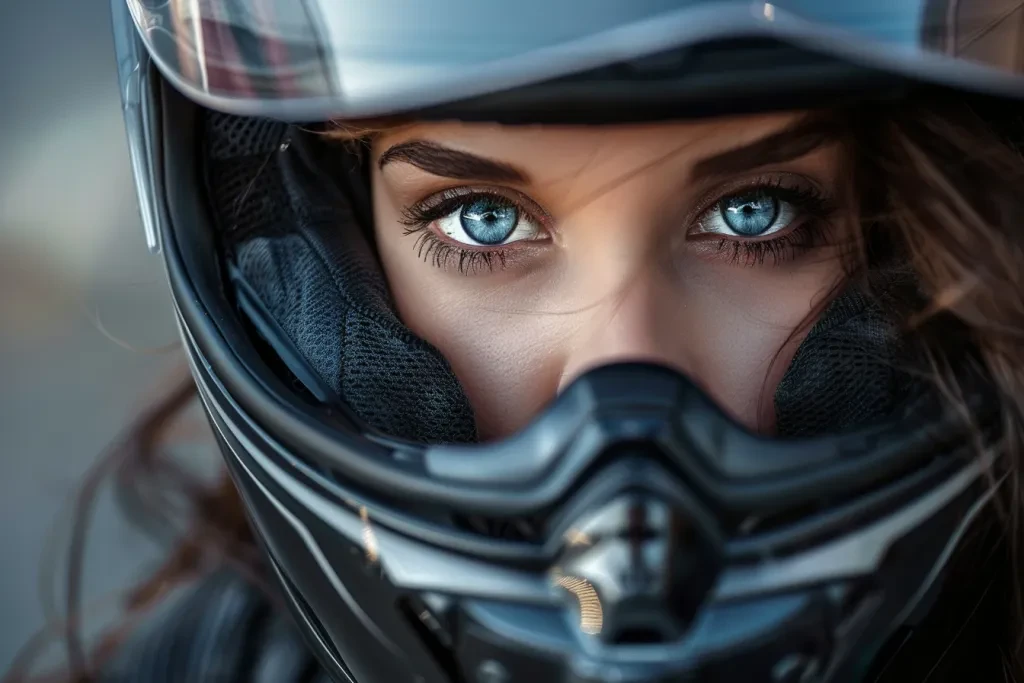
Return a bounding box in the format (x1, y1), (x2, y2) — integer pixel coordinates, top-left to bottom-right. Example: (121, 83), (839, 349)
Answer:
(378, 140), (529, 183)
(691, 114), (845, 179)
(378, 114), (845, 185)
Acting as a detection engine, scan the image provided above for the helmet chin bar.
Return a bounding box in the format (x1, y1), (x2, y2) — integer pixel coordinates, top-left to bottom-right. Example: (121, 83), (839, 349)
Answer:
(182, 314), (996, 683)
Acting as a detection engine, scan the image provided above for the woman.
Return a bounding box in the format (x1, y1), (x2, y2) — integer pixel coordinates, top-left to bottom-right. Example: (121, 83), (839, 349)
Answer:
(30, 1), (1024, 682)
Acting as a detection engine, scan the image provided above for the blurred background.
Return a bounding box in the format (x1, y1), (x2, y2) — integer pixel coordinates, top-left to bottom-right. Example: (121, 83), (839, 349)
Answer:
(0, 0), (212, 672)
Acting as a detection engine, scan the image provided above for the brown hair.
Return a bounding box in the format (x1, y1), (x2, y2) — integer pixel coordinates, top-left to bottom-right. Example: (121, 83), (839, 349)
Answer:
(10, 95), (1024, 682)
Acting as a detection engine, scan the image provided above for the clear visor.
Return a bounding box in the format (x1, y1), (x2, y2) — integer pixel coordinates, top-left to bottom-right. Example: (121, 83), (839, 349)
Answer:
(121, 0), (1024, 121)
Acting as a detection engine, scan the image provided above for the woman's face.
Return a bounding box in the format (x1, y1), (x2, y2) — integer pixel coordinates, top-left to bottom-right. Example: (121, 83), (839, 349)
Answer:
(370, 113), (851, 440)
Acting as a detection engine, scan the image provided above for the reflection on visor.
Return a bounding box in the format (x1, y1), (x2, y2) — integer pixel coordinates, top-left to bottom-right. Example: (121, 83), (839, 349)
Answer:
(127, 0), (333, 102)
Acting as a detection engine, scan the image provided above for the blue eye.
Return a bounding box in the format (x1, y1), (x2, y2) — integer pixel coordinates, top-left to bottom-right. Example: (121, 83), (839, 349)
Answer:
(460, 198), (518, 245)
(695, 189), (798, 240)
(434, 194), (543, 247)
(720, 192), (780, 236)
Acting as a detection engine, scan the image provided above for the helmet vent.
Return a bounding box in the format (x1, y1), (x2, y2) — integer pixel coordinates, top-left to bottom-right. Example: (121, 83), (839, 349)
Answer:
(455, 513), (546, 543)
(610, 627), (666, 645)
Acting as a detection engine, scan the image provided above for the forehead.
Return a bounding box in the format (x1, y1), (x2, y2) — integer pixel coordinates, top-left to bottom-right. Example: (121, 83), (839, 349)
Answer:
(372, 112), (807, 180)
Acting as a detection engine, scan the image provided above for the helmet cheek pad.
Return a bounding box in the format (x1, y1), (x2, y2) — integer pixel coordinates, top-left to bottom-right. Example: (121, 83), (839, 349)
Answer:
(774, 268), (926, 437)
(206, 112), (476, 444)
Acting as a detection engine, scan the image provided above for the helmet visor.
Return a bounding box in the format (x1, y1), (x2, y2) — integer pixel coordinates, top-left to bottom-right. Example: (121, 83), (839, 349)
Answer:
(119, 0), (1024, 121)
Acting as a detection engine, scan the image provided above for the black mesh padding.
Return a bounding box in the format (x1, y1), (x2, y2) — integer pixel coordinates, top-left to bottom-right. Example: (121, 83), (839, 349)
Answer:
(774, 270), (924, 437)
(206, 113), (286, 160)
(205, 116), (291, 244)
(204, 112), (477, 444)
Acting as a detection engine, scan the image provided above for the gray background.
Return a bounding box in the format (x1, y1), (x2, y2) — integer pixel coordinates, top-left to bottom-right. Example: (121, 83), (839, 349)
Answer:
(0, 0), (212, 673)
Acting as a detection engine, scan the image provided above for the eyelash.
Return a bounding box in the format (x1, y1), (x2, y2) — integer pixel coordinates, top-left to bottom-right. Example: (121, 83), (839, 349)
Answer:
(399, 180), (837, 274)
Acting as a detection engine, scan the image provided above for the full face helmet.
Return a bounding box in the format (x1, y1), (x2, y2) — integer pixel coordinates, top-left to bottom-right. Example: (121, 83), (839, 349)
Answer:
(111, 2), (1023, 682)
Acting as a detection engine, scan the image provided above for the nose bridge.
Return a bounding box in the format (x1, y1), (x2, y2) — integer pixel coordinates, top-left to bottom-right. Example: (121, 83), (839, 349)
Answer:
(560, 266), (690, 391)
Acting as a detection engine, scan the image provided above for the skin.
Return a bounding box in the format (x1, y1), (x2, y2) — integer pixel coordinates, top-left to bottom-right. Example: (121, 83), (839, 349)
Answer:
(370, 112), (851, 440)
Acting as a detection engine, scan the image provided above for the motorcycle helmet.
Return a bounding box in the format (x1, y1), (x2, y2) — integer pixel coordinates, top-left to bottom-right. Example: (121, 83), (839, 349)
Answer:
(111, 2), (1022, 681)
